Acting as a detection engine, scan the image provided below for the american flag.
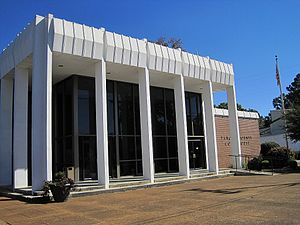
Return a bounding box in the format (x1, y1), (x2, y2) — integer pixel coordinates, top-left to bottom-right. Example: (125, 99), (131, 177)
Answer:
(276, 57), (281, 86)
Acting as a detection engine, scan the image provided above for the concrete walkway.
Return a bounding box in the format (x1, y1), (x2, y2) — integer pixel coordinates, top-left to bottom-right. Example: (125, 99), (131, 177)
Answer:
(0, 173), (299, 224)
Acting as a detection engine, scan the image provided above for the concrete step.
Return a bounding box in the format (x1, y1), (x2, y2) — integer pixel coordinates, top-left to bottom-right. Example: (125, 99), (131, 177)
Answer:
(0, 188), (49, 203)
(155, 176), (185, 183)
(73, 184), (104, 192)
(110, 180), (149, 188)
(14, 187), (32, 196)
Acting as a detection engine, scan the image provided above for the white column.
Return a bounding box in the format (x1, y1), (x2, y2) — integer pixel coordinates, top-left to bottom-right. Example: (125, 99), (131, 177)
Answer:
(227, 85), (242, 169)
(0, 78), (13, 186)
(202, 81), (219, 173)
(174, 75), (189, 178)
(31, 15), (53, 191)
(138, 68), (154, 183)
(95, 60), (109, 189)
(13, 68), (29, 189)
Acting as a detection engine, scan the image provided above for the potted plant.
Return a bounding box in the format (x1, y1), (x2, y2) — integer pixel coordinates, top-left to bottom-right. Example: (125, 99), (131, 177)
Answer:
(43, 171), (74, 202)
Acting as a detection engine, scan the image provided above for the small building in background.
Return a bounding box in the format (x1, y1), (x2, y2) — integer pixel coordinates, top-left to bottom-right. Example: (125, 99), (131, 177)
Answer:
(260, 110), (300, 152)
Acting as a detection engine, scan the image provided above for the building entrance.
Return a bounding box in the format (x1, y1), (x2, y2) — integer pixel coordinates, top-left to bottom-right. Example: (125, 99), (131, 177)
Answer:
(185, 91), (207, 170)
(188, 138), (206, 170)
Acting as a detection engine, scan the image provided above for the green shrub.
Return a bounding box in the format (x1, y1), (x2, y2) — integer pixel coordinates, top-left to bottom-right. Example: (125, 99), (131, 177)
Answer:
(248, 157), (262, 171)
(260, 142), (280, 156)
(288, 160), (298, 170)
(264, 147), (295, 168)
(261, 160), (270, 169)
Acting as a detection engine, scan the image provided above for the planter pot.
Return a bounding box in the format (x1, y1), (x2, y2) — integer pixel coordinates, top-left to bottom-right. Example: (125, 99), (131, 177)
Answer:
(50, 184), (71, 202)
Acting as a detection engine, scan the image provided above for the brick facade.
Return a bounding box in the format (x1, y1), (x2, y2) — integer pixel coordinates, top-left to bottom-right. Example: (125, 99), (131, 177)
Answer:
(215, 116), (260, 168)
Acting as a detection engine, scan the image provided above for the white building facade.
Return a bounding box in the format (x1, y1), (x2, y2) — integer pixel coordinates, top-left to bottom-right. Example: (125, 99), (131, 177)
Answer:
(0, 15), (242, 192)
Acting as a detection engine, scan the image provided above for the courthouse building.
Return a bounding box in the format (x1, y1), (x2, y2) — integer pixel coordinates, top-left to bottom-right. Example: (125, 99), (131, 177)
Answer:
(0, 15), (260, 192)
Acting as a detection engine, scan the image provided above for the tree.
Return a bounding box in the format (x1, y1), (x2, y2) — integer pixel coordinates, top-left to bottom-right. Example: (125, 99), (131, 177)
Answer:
(259, 114), (271, 128)
(286, 73), (300, 106)
(272, 94), (290, 109)
(286, 105), (300, 141)
(284, 73), (300, 141)
(215, 102), (258, 113)
(272, 73), (300, 109)
(154, 37), (184, 50)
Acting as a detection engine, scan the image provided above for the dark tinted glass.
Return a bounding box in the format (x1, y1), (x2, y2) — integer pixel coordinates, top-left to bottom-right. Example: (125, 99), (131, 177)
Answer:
(78, 78), (96, 135)
(56, 84), (64, 137)
(151, 87), (179, 173)
(64, 79), (73, 135)
(136, 136), (142, 160)
(64, 137), (73, 166)
(150, 87), (165, 135)
(107, 81), (115, 135)
(79, 136), (97, 180)
(154, 159), (168, 173)
(192, 114), (204, 135)
(117, 82), (134, 135)
(153, 137), (167, 158)
(137, 160), (143, 175)
(133, 85), (141, 135)
(169, 159), (179, 172)
(185, 92), (204, 136)
(165, 89), (177, 135)
(108, 136), (117, 178)
(120, 161), (136, 176)
(119, 136), (136, 160)
(168, 137), (178, 158)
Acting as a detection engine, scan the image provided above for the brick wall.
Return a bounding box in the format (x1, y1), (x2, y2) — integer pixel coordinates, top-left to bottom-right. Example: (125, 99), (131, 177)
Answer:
(215, 116), (260, 168)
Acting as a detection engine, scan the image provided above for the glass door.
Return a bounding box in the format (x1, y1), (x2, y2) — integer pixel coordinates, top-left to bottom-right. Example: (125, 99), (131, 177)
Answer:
(188, 139), (206, 170)
(79, 136), (97, 180)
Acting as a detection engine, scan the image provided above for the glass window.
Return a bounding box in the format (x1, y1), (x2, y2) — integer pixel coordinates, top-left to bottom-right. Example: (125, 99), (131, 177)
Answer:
(78, 89), (90, 134)
(150, 87), (166, 135)
(64, 137), (73, 166)
(107, 81), (115, 135)
(136, 136), (142, 160)
(78, 78), (96, 135)
(120, 161), (137, 176)
(169, 159), (179, 172)
(153, 137), (167, 158)
(55, 84), (64, 137)
(165, 89), (177, 135)
(117, 82), (134, 135)
(133, 85), (141, 135)
(108, 136), (117, 178)
(154, 159), (168, 173)
(79, 136), (97, 180)
(168, 137), (178, 158)
(64, 79), (73, 135)
(151, 87), (179, 173)
(119, 136), (136, 161)
(185, 92), (204, 136)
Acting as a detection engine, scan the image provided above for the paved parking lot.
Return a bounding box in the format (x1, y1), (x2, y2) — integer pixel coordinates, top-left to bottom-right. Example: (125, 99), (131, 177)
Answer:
(0, 173), (300, 225)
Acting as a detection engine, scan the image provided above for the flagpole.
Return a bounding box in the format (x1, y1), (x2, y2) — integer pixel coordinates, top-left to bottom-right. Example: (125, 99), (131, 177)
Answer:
(275, 55), (289, 149)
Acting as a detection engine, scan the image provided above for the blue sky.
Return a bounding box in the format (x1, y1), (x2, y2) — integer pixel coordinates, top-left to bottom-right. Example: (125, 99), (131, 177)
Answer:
(1, 0), (299, 116)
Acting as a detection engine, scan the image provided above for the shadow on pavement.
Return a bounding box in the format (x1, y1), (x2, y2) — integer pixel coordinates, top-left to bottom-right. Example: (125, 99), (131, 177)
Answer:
(183, 182), (300, 194)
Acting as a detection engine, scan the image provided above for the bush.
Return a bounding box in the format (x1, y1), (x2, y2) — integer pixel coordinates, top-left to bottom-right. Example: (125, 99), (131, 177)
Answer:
(264, 147), (295, 168)
(248, 157), (262, 171)
(43, 172), (74, 202)
(288, 160), (298, 170)
(260, 142), (280, 156)
(261, 160), (270, 169)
